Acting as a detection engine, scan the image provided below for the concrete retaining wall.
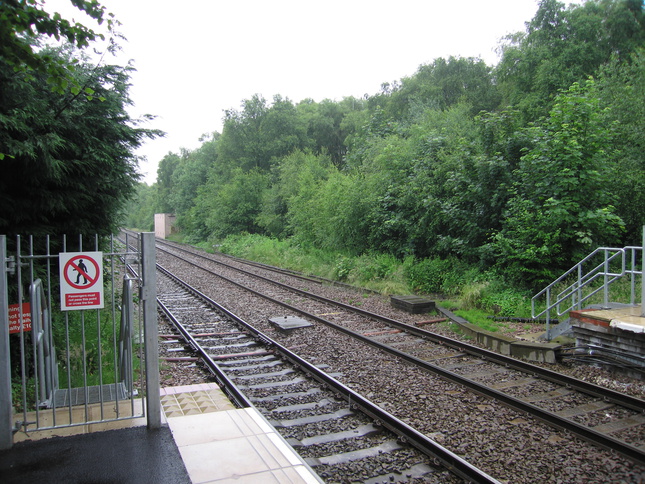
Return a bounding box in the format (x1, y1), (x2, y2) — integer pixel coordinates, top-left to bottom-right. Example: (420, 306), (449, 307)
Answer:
(437, 307), (561, 363)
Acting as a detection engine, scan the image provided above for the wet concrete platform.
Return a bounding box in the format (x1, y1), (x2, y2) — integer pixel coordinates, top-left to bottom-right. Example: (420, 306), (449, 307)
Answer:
(1, 383), (322, 483)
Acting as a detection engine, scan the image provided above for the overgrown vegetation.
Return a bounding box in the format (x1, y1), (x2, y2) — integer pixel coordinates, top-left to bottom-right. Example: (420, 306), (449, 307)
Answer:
(126, 0), (645, 302)
(206, 232), (535, 318)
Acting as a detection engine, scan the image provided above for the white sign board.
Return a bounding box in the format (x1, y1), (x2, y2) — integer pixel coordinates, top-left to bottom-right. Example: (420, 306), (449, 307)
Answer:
(59, 252), (104, 310)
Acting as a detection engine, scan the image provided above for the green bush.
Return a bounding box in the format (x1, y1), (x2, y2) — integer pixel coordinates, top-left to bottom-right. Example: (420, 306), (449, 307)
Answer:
(334, 257), (354, 281)
(480, 286), (532, 317)
(405, 257), (451, 293)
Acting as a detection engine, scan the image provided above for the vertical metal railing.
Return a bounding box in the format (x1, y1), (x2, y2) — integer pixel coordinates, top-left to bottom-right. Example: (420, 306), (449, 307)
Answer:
(141, 232), (160, 429)
(1, 235), (13, 450)
(642, 226), (645, 318)
(0, 232), (160, 447)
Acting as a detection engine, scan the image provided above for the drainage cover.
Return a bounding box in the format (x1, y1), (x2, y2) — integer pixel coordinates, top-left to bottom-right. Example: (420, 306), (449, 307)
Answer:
(390, 295), (436, 314)
(269, 316), (312, 331)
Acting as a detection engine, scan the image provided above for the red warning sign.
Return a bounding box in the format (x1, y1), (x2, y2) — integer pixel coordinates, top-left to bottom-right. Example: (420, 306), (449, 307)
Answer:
(59, 252), (104, 310)
(8, 303), (32, 334)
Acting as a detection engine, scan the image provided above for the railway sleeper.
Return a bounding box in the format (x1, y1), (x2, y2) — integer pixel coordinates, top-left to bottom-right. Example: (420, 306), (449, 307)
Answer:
(229, 368), (296, 380)
(488, 376), (538, 390)
(287, 423), (383, 447)
(249, 387), (322, 403)
(555, 400), (615, 418)
(198, 334), (249, 342)
(305, 439), (404, 466)
(270, 397), (336, 413)
(221, 359), (283, 372)
(215, 354), (276, 366)
(204, 341), (258, 351)
(593, 414), (645, 434)
(521, 387), (575, 403)
(270, 407), (354, 427)
(362, 463), (441, 484)
(237, 376), (307, 390)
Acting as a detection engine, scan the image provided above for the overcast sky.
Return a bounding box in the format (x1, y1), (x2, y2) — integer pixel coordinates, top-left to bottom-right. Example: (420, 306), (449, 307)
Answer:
(44, 0), (581, 184)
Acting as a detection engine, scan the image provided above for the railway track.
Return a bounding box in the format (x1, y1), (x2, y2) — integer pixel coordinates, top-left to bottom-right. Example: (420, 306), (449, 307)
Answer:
(117, 232), (645, 480)
(155, 263), (499, 484)
(150, 237), (645, 468)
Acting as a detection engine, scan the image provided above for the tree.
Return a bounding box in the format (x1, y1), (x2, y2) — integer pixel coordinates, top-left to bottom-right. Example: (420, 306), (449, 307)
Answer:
(0, 47), (160, 235)
(201, 168), (269, 238)
(496, 0), (645, 121)
(217, 94), (308, 174)
(155, 151), (182, 213)
(123, 182), (156, 231)
(0, 0), (116, 94)
(372, 57), (501, 121)
(598, 48), (645, 244)
(259, 150), (335, 240)
(491, 79), (624, 288)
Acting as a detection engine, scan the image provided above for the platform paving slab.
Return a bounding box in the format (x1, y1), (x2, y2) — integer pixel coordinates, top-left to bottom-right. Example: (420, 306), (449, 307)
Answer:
(2, 383), (322, 483)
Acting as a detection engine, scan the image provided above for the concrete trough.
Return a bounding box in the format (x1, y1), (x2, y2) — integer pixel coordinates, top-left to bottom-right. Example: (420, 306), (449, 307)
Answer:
(510, 340), (560, 364)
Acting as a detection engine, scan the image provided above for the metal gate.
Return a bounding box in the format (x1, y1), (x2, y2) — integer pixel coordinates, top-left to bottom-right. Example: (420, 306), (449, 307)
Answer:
(0, 232), (159, 450)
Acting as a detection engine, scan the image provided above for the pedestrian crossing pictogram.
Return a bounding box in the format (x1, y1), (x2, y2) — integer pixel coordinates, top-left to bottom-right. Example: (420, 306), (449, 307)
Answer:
(59, 252), (104, 310)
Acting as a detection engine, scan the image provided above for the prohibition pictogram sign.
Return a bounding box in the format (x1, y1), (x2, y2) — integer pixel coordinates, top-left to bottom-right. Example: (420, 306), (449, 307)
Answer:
(63, 255), (100, 290)
(59, 251), (104, 310)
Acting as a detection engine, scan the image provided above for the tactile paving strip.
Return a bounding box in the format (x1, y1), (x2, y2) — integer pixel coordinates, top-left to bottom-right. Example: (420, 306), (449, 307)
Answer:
(160, 383), (235, 418)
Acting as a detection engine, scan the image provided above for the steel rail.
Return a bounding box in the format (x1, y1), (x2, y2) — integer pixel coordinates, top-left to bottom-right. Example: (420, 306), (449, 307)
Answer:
(160, 250), (645, 467)
(158, 242), (645, 412)
(156, 297), (253, 409)
(156, 263), (502, 484)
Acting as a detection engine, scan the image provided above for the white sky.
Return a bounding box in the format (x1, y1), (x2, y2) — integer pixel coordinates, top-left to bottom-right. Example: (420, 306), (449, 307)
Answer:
(42, 0), (581, 184)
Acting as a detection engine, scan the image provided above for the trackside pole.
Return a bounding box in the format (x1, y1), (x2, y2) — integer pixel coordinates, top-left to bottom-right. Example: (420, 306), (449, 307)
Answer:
(642, 226), (645, 318)
(0, 236), (12, 449)
(141, 232), (161, 429)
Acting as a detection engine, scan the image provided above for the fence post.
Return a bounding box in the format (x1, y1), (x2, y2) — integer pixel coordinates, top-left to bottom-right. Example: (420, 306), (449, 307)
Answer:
(1, 236), (13, 449)
(141, 232), (160, 429)
(642, 226), (645, 318)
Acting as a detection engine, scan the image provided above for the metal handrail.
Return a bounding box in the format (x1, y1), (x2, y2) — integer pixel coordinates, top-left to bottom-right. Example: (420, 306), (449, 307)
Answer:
(118, 276), (136, 396)
(30, 279), (58, 407)
(532, 248), (625, 319)
(532, 244), (644, 339)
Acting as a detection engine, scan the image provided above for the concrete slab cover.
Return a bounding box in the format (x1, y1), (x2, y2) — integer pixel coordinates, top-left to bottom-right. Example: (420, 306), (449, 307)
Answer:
(269, 316), (313, 331)
(390, 296), (436, 314)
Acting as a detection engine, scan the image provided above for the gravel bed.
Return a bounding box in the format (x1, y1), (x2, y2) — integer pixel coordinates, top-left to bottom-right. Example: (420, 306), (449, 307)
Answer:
(156, 248), (645, 483)
(160, 242), (645, 401)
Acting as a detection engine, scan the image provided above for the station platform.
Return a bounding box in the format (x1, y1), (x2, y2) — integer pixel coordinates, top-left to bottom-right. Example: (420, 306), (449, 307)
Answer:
(569, 305), (645, 376)
(0, 383), (323, 483)
(570, 305), (645, 332)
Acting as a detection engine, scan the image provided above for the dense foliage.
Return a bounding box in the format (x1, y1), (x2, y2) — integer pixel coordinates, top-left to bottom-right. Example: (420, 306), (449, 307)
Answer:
(131, 0), (644, 290)
(1, 0), (160, 236)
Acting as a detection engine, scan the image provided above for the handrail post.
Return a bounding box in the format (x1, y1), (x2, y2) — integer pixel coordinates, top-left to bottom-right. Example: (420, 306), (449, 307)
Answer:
(0, 236), (13, 449)
(641, 226), (645, 317)
(603, 250), (609, 307)
(545, 287), (551, 341)
(577, 264), (582, 310)
(141, 232), (160, 429)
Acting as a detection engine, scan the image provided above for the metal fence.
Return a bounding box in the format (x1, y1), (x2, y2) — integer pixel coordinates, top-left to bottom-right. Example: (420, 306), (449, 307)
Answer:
(0, 232), (159, 450)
